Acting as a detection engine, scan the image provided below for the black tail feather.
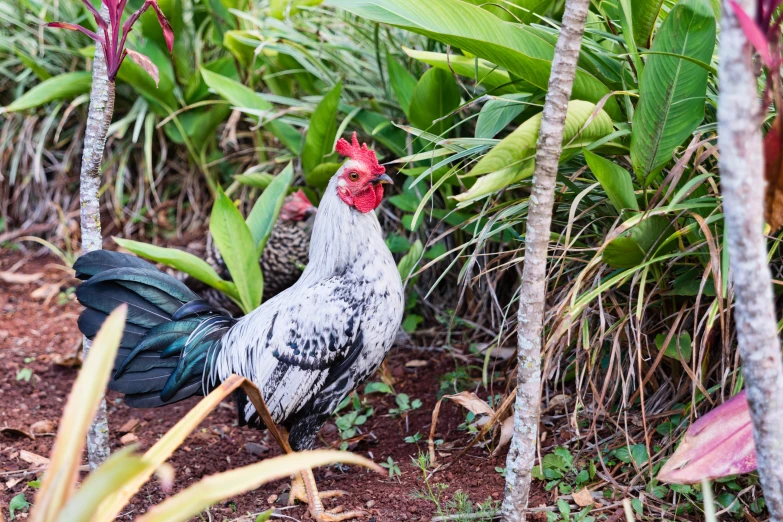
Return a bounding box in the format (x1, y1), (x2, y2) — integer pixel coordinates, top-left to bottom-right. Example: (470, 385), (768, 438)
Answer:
(75, 251), (235, 408)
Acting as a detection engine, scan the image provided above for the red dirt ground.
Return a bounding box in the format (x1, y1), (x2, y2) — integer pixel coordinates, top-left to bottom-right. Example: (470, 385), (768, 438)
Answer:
(0, 251), (549, 521)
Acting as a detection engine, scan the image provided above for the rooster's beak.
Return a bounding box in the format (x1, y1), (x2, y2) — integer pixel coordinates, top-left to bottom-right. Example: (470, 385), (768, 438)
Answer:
(371, 174), (393, 186)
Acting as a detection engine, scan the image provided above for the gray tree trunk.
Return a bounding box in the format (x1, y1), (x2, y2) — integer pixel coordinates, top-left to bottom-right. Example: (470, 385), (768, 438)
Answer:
(501, 0), (591, 519)
(81, 4), (115, 470)
(719, 0), (783, 518)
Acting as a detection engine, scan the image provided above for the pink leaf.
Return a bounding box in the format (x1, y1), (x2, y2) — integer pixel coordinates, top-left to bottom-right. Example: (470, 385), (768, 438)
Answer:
(658, 391), (757, 484)
(729, 1), (776, 67)
(125, 49), (159, 86)
(45, 22), (104, 44)
(79, 0), (107, 29)
(148, 0), (175, 53)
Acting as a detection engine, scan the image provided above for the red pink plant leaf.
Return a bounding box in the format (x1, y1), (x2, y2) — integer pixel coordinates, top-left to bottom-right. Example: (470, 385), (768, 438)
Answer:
(124, 49), (159, 86)
(148, 1), (175, 53)
(79, 0), (107, 30)
(730, 1), (777, 67)
(658, 391), (757, 484)
(45, 22), (103, 44)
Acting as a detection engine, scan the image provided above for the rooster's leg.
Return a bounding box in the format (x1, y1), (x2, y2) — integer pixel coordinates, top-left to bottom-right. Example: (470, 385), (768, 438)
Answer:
(239, 382), (364, 521)
(288, 468), (365, 522)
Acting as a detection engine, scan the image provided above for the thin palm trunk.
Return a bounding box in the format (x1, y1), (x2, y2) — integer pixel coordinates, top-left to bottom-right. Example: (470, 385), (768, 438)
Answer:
(719, 0), (783, 518)
(501, 0), (591, 519)
(81, 4), (116, 470)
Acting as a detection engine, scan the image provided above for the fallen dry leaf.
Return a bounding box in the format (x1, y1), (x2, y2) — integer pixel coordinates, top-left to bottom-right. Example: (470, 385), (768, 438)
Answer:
(30, 420), (56, 435)
(0, 427), (34, 440)
(0, 271), (42, 284)
(120, 433), (138, 445)
(5, 477), (22, 489)
(405, 359), (429, 368)
(19, 450), (49, 467)
(493, 416), (514, 457)
(443, 391), (495, 417)
(573, 487), (594, 507)
(119, 418), (140, 434)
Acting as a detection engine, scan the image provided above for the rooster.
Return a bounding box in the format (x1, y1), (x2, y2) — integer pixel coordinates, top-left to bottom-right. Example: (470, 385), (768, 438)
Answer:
(185, 190), (316, 315)
(74, 133), (402, 522)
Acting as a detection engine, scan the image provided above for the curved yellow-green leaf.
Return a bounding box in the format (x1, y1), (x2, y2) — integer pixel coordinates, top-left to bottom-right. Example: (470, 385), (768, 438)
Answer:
(136, 451), (380, 522)
(454, 163), (534, 204)
(469, 100), (612, 176)
(30, 306), (127, 522)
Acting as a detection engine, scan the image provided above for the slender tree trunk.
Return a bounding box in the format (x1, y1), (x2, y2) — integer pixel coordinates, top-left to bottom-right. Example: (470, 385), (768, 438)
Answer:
(81, 4), (115, 470)
(719, 0), (783, 518)
(501, 0), (591, 519)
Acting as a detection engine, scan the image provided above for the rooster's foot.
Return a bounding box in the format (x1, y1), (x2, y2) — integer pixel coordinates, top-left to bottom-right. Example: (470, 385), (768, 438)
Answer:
(288, 470), (366, 521)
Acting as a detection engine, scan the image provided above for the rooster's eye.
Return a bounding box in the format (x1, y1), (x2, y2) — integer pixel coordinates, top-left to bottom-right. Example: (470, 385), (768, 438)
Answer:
(348, 172), (359, 181)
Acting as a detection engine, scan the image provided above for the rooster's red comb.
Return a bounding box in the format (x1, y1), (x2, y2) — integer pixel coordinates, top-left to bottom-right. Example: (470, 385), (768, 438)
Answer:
(335, 132), (385, 176)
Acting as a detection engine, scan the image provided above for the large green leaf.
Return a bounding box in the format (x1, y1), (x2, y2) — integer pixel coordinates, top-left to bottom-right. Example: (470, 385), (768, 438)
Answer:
(583, 149), (638, 214)
(200, 69), (302, 153)
(460, 0), (549, 24)
(302, 81), (342, 175)
(408, 68), (461, 137)
(632, 0), (665, 47)
(403, 48), (518, 95)
(246, 162), (295, 255)
(114, 237), (240, 302)
(386, 51), (418, 116)
(630, 0), (715, 185)
(211, 189), (263, 313)
(469, 100), (612, 177)
(456, 101), (613, 202)
(2, 72), (91, 113)
(327, 0), (621, 118)
(603, 215), (675, 268)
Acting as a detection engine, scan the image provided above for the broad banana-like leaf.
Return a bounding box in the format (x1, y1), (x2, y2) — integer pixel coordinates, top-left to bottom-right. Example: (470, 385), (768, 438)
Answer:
(658, 391), (756, 484)
(602, 215), (675, 268)
(461, 0), (550, 24)
(246, 162), (295, 254)
(631, 0), (665, 47)
(455, 100), (612, 202)
(113, 237), (241, 303)
(409, 68), (461, 137)
(630, 0), (716, 185)
(270, 0), (324, 18)
(403, 48), (518, 95)
(583, 149), (638, 214)
(30, 306), (127, 522)
(211, 189), (263, 313)
(2, 72), (91, 113)
(475, 94), (530, 139)
(387, 51), (418, 116)
(302, 82), (342, 175)
(326, 0), (621, 118)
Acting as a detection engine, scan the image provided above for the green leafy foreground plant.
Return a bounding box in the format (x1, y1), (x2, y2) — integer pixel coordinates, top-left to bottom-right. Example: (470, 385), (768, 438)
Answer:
(27, 305), (377, 522)
(116, 163), (294, 314)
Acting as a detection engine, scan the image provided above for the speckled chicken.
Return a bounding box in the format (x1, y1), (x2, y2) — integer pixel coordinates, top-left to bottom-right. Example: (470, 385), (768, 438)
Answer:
(73, 134), (402, 522)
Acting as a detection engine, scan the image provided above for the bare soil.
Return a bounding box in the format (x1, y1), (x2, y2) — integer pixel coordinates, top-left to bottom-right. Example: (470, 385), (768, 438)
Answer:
(0, 251), (548, 521)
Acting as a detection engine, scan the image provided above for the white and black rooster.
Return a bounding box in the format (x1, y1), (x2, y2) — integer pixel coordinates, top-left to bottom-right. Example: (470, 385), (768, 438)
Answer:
(74, 133), (403, 521)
